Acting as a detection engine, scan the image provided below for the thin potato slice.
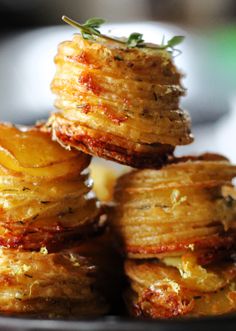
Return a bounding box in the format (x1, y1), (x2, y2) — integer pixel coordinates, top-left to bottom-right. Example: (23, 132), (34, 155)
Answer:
(0, 124), (90, 178)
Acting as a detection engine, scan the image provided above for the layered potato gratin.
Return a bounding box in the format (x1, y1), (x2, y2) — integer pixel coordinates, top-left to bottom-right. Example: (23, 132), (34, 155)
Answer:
(0, 124), (112, 317)
(1, 15), (235, 322)
(0, 124), (97, 249)
(111, 153), (236, 318)
(47, 33), (193, 168)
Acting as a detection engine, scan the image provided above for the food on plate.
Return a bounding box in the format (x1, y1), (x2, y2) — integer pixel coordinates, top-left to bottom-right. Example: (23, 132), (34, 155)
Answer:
(0, 123), (111, 317)
(46, 17), (193, 168)
(3, 12), (235, 320)
(111, 153), (236, 318)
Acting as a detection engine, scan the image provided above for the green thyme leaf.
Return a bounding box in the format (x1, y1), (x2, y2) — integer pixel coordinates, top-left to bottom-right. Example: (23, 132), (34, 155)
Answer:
(83, 17), (105, 39)
(83, 17), (106, 29)
(127, 32), (144, 48)
(81, 31), (95, 41)
(166, 36), (185, 48)
(62, 15), (124, 44)
(62, 16), (185, 55)
(62, 16), (105, 41)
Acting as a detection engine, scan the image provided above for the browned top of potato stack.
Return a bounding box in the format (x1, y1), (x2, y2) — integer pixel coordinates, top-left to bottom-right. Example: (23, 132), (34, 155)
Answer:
(111, 153), (236, 258)
(47, 34), (193, 168)
(0, 124), (103, 250)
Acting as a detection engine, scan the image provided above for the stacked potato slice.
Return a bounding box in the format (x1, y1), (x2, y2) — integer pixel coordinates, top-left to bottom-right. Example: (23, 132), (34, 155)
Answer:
(6, 22), (234, 320)
(111, 154), (236, 318)
(47, 35), (193, 168)
(0, 124), (110, 317)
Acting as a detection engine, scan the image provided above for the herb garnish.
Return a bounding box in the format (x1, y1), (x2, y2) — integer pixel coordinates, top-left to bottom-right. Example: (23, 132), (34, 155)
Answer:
(62, 16), (184, 54)
(62, 16), (122, 44)
(127, 32), (144, 48)
(77, 17), (105, 40)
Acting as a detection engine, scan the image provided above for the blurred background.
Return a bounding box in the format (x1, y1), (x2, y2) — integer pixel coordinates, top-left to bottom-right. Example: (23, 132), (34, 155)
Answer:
(0, 0), (236, 161)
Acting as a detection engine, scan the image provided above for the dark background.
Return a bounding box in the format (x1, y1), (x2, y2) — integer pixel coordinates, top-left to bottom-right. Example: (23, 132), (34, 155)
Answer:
(0, 0), (236, 28)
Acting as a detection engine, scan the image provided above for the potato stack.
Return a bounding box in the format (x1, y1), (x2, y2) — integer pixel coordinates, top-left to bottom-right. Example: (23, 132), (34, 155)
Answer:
(111, 154), (236, 318)
(0, 124), (110, 318)
(45, 23), (236, 319)
(47, 34), (193, 168)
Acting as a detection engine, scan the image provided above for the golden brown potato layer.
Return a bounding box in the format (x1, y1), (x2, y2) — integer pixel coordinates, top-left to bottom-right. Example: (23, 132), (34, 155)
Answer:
(111, 154), (236, 258)
(46, 113), (174, 168)
(48, 35), (193, 167)
(0, 124), (103, 249)
(125, 255), (236, 318)
(0, 124), (90, 178)
(0, 242), (110, 318)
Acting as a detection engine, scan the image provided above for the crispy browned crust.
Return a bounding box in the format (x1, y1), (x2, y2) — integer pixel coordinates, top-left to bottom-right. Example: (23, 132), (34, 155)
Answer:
(125, 233), (236, 259)
(47, 114), (174, 169)
(124, 259), (236, 318)
(0, 214), (105, 251)
(124, 287), (194, 319)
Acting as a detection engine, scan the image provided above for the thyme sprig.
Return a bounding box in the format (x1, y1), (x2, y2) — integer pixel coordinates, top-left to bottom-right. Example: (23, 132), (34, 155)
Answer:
(62, 16), (184, 54)
(62, 16), (124, 44)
